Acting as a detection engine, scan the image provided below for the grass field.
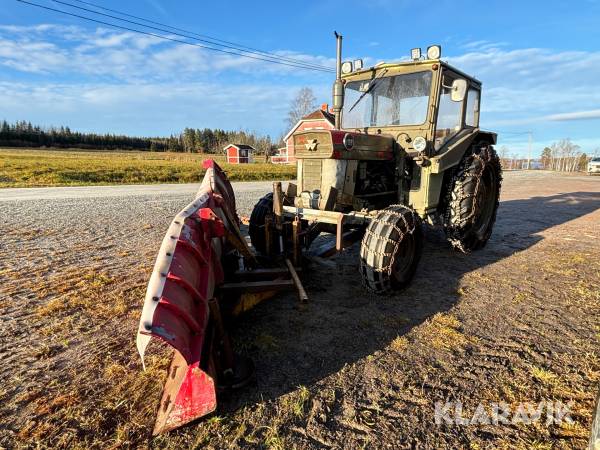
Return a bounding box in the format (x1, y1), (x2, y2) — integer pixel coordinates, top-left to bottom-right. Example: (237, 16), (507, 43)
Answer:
(0, 149), (296, 187)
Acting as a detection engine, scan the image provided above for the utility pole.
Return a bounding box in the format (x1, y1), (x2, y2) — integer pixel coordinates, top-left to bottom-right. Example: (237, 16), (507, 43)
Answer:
(527, 131), (532, 170)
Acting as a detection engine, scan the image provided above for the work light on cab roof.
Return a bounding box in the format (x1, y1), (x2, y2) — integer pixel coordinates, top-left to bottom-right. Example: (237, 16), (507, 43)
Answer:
(342, 45), (443, 76)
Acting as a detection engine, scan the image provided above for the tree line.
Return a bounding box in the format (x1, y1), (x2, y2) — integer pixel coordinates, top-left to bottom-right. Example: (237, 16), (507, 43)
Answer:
(540, 139), (593, 172)
(0, 120), (276, 154)
(0, 88), (322, 155)
(497, 138), (595, 171)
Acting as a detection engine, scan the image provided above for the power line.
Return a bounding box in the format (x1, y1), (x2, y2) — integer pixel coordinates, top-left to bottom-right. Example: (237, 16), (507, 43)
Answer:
(15, 0), (335, 73)
(67, 0), (332, 71)
(18, 0), (333, 72)
(51, 0), (333, 72)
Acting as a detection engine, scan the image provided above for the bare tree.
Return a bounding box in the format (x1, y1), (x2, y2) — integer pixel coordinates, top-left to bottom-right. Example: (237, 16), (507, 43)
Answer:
(511, 153), (519, 170)
(287, 87), (317, 129)
(499, 145), (509, 169)
(547, 139), (583, 172)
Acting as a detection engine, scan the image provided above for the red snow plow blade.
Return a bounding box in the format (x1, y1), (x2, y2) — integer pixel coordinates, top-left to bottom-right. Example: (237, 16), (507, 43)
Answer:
(136, 160), (244, 435)
(137, 160), (308, 435)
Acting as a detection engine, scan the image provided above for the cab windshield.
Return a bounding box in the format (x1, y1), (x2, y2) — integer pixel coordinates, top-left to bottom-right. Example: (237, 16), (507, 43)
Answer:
(342, 71), (432, 128)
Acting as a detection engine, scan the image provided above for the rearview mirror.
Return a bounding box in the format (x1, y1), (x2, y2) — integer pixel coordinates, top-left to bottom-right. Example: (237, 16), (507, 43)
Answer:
(451, 79), (467, 102)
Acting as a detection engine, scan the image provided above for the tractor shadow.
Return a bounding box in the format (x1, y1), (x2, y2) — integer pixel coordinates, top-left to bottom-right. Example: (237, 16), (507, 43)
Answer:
(221, 191), (600, 413)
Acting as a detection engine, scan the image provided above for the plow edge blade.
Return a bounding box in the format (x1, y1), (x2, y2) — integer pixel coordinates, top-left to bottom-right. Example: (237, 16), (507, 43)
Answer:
(153, 353), (216, 435)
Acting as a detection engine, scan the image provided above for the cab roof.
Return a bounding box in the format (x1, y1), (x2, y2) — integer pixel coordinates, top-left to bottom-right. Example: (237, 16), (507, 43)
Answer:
(342, 59), (481, 86)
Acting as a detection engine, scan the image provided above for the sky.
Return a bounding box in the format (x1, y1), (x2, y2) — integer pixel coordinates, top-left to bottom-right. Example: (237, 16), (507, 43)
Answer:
(1, 0), (600, 157)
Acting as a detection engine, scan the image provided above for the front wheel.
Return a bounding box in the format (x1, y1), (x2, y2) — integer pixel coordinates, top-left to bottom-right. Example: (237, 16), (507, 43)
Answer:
(444, 143), (502, 252)
(359, 205), (423, 294)
(249, 193), (278, 255)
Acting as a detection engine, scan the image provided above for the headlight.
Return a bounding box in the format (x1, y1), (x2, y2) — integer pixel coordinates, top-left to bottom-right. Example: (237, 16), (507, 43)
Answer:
(413, 136), (427, 152)
(341, 61), (353, 74)
(427, 45), (441, 60)
(343, 133), (354, 150)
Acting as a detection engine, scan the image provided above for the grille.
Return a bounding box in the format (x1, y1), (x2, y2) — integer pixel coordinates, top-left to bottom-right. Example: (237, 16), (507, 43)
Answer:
(302, 159), (322, 192)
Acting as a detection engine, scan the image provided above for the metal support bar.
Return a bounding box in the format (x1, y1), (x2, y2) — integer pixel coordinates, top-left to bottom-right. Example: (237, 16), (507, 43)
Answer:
(220, 280), (294, 293)
(223, 228), (256, 265)
(292, 216), (301, 266)
(208, 298), (235, 373)
(281, 205), (371, 226)
(234, 267), (300, 280)
(273, 182), (283, 230)
(285, 258), (308, 304)
(336, 214), (345, 251)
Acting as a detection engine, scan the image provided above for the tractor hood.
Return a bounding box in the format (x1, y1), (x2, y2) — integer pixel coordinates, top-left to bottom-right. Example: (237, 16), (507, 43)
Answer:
(293, 129), (395, 161)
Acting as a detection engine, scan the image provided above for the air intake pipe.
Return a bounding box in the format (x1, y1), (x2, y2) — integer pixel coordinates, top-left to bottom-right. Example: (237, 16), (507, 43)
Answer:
(332, 31), (344, 130)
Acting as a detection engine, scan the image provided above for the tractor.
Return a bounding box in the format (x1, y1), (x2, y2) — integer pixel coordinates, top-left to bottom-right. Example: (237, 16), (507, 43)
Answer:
(137, 35), (504, 434)
(249, 34), (502, 294)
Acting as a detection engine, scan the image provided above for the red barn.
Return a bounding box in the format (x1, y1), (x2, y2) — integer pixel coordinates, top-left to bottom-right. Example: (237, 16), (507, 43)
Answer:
(224, 144), (254, 164)
(279, 106), (335, 164)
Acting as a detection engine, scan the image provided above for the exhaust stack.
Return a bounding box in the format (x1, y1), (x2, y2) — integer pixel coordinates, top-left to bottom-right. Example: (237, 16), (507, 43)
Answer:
(332, 32), (344, 129)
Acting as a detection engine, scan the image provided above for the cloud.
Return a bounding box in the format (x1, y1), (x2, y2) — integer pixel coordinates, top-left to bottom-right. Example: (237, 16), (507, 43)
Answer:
(446, 47), (600, 130)
(460, 40), (509, 52)
(0, 24), (334, 81)
(544, 109), (600, 121)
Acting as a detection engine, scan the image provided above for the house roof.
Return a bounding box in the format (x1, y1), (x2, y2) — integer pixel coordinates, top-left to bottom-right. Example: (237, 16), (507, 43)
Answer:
(302, 109), (335, 123)
(283, 109), (335, 142)
(224, 143), (255, 151)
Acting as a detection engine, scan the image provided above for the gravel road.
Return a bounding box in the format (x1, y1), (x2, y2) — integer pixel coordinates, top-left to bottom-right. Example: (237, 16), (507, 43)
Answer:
(0, 180), (275, 205)
(0, 179), (272, 275)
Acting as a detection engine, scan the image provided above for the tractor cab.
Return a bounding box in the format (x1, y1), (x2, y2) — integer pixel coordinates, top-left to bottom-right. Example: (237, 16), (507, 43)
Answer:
(289, 42), (496, 219)
(340, 52), (483, 158)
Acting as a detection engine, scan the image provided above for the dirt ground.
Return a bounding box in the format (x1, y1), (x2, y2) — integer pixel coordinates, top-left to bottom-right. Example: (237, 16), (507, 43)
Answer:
(1, 171), (599, 449)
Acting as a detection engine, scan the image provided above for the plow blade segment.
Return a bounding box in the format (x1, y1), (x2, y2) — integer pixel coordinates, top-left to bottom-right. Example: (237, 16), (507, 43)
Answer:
(153, 353), (216, 435)
(136, 160), (244, 434)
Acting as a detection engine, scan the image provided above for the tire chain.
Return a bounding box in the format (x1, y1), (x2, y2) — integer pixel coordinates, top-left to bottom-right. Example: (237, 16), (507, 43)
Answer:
(360, 205), (417, 274)
(444, 143), (500, 252)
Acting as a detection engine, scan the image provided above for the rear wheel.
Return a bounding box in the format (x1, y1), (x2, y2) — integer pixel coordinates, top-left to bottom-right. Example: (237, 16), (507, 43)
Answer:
(249, 193), (277, 255)
(359, 205), (423, 294)
(444, 143), (502, 252)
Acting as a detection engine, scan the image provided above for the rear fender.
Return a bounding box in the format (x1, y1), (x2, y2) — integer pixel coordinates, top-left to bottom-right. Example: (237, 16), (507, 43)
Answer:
(410, 129), (490, 217)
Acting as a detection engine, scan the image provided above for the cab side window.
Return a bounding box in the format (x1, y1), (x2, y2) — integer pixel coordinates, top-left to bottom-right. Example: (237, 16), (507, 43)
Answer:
(435, 73), (463, 151)
(465, 88), (480, 127)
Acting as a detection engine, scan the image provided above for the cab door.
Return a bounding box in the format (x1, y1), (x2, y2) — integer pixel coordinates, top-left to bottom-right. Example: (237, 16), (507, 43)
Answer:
(433, 69), (466, 152)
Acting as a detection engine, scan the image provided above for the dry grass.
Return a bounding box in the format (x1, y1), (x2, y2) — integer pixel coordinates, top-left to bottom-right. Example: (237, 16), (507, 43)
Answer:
(390, 335), (409, 352)
(530, 366), (559, 387)
(417, 313), (475, 351)
(0, 148), (296, 187)
(8, 263), (169, 449)
(16, 351), (171, 449)
(34, 269), (134, 320)
(282, 385), (310, 419)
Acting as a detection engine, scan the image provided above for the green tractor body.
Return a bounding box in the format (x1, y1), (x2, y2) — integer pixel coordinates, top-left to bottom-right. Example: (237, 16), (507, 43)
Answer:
(250, 39), (502, 294)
